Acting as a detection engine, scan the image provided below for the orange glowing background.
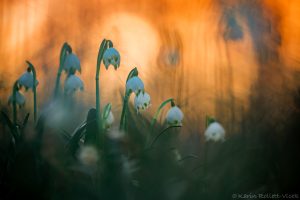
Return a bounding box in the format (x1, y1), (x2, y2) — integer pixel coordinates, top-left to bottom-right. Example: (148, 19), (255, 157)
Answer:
(1, 0), (300, 133)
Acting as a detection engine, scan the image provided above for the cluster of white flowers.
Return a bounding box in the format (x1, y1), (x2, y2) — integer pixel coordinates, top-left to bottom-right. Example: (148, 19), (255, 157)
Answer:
(125, 74), (151, 113)
(63, 48), (84, 95)
(8, 67), (39, 107)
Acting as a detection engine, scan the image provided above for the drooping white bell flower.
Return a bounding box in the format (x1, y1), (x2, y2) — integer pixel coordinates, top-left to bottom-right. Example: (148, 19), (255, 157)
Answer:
(103, 47), (120, 70)
(104, 111), (114, 128)
(18, 71), (39, 90)
(78, 146), (99, 167)
(8, 91), (26, 107)
(63, 53), (81, 73)
(204, 122), (225, 142)
(134, 92), (151, 112)
(64, 74), (84, 94)
(126, 76), (144, 94)
(166, 106), (184, 126)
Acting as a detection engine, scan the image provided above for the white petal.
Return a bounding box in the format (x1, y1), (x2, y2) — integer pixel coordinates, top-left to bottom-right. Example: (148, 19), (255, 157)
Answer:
(204, 122), (225, 142)
(63, 53), (81, 72)
(8, 91), (26, 106)
(103, 58), (110, 69)
(64, 75), (84, 94)
(126, 76), (144, 94)
(18, 72), (38, 89)
(166, 106), (184, 125)
(134, 92), (151, 111)
(103, 48), (121, 70)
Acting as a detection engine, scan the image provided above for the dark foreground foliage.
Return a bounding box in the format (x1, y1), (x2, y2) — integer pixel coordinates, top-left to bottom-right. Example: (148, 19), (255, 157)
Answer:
(1, 93), (300, 200)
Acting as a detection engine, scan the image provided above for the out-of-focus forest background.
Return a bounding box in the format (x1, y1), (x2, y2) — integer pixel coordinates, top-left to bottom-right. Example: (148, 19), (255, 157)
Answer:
(1, 1), (300, 199)
(1, 0), (300, 135)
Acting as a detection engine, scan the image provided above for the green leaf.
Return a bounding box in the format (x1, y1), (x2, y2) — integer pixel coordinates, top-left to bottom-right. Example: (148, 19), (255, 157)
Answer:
(102, 103), (112, 121)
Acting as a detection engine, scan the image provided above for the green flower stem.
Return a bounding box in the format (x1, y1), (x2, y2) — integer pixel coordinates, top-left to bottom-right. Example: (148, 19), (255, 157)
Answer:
(102, 103), (112, 129)
(54, 42), (69, 98)
(119, 67), (138, 131)
(150, 98), (174, 131)
(12, 81), (18, 125)
(95, 39), (108, 120)
(126, 67), (138, 82)
(119, 90), (131, 130)
(26, 61), (37, 123)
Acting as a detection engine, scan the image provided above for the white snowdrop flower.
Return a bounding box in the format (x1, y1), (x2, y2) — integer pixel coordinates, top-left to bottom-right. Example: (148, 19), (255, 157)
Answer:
(63, 53), (81, 73)
(18, 71), (38, 90)
(78, 146), (99, 167)
(126, 76), (144, 94)
(104, 111), (114, 128)
(64, 75), (84, 94)
(103, 47), (120, 70)
(8, 91), (26, 107)
(166, 106), (184, 126)
(134, 92), (151, 112)
(204, 122), (226, 142)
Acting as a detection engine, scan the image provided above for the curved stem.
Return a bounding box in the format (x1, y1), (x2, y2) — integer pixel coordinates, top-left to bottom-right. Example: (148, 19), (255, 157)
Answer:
(96, 39), (108, 120)
(106, 40), (113, 48)
(150, 98), (174, 131)
(26, 61), (37, 123)
(119, 67), (138, 131)
(126, 67), (138, 83)
(54, 42), (69, 98)
(149, 125), (181, 148)
(12, 81), (18, 125)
